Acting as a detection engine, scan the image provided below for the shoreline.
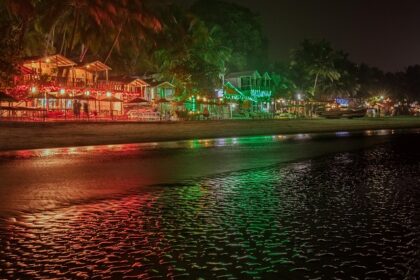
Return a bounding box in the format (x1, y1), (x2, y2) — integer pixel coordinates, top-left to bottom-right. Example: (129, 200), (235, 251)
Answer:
(1, 117), (420, 152)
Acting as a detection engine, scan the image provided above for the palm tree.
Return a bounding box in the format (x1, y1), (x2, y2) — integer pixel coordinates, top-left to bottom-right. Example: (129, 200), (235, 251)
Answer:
(0, 0), (35, 84)
(34, 0), (118, 57)
(153, 13), (231, 98)
(291, 39), (341, 98)
(103, 0), (169, 64)
(31, 0), (166, 62)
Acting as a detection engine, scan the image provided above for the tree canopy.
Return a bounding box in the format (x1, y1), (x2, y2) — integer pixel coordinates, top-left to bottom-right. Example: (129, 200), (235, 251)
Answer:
(1, 0), (420, 102)
(190, 0), (268, 72)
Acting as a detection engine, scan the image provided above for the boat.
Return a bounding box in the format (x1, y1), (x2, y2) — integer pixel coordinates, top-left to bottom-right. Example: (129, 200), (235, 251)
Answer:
(342, 108), (367, 118)
(319, 110), (343, 119)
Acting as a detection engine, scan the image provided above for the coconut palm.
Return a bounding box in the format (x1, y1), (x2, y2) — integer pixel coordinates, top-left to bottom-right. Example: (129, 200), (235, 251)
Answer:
(153, 10), (231, 97)
(291, 39), (341, 98)
(29, 0), (166, 62)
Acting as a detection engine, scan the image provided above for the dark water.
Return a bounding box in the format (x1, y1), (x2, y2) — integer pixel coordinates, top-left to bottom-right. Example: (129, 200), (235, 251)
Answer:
(0, 131), (420, 279)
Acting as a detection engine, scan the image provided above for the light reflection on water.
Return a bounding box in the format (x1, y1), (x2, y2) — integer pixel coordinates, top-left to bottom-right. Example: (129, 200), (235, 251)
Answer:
(0, 131), (419, 278)
(1, 128), (417, 160)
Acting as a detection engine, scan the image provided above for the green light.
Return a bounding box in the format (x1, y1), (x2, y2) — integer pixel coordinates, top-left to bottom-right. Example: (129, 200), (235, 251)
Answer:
(191, 96), (196, 112)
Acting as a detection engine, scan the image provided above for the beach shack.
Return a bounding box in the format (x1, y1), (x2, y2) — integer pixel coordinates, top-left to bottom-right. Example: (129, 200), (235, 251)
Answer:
(224, 70), (273, 113)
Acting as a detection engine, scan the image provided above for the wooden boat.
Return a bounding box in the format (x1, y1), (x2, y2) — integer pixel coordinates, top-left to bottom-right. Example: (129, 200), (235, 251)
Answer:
(342, 108), (367, 119)
(319, 110), (343, 119)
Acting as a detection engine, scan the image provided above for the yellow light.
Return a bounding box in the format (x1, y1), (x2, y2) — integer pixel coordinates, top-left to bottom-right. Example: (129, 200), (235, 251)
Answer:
(45, 58), (51, 63)
(203, 97), (207, 102)
(85, 91), (90, 96)
(106, 91), (112, 97)
(31, 86), (37, 93)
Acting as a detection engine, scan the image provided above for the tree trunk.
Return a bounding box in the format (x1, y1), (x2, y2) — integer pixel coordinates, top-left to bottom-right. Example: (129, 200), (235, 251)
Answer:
(313, 72), (319, 97)
(59, 29), (67, 54)
(66, 10), (79, 56)
(104, 22), (125, 64)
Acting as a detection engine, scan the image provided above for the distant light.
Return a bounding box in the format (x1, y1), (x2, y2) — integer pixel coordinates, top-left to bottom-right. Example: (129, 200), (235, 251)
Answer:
(85, 90), (90, 96)
(45, 58), (51, 63)
(106, 91), (112, 97)
(31, 86), (37, 93)
(297, 93), (302, 100)
(60, 88), (65, 95)
(380, 95), (384, 100)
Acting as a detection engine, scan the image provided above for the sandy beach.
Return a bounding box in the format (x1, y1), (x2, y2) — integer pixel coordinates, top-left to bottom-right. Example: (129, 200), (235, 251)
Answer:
(1, 117), (420, 151)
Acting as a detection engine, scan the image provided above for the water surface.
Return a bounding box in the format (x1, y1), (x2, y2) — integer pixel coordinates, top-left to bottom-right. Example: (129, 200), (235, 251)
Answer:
(0, 130), (419, 279)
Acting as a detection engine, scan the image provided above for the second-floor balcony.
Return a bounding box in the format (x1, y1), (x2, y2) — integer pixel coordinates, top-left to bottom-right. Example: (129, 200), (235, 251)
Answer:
(13, 76), (145, 95)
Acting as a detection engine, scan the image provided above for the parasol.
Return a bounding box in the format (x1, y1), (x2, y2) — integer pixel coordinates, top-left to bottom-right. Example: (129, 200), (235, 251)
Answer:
(101, 95), (123, 119)
(128, 97), (149, 104)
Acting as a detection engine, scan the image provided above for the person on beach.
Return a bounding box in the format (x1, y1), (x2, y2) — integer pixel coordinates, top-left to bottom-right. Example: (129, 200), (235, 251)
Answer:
(73, 100), (77, 118)
(83, 102), (89, 119)
(77, 101), (82, 119)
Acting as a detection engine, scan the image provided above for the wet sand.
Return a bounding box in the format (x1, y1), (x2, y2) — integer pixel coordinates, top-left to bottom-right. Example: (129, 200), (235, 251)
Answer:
(1, 132), (419, 279)
(1, 117), (420, 151)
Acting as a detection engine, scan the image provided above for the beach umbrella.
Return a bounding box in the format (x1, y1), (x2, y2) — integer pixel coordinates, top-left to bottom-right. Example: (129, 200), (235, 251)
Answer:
(75, 94), (98, 119)
(128, 97), (149, 104)
(101, 95), (123, 119)
(75, 94), (97, 101)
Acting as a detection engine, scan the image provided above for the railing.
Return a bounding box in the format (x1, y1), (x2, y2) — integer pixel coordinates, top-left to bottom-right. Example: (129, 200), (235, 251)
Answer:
(13, 78), (143, 94)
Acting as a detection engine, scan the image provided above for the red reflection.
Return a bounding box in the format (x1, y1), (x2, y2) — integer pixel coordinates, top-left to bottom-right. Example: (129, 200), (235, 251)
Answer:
(0, 143), (150, 160)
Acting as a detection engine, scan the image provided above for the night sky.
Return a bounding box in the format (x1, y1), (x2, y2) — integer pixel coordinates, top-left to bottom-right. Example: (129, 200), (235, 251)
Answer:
(182, 0), (420, 72)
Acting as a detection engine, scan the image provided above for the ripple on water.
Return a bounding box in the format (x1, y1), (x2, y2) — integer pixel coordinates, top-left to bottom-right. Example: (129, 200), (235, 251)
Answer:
(0, 139), (420, 279)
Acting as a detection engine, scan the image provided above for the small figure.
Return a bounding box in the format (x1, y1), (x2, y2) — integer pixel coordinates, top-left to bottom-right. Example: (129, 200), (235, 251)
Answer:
(73, 100), (77, 118)
(76, 100), (82, 118)
(83, 102), (89, 119)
